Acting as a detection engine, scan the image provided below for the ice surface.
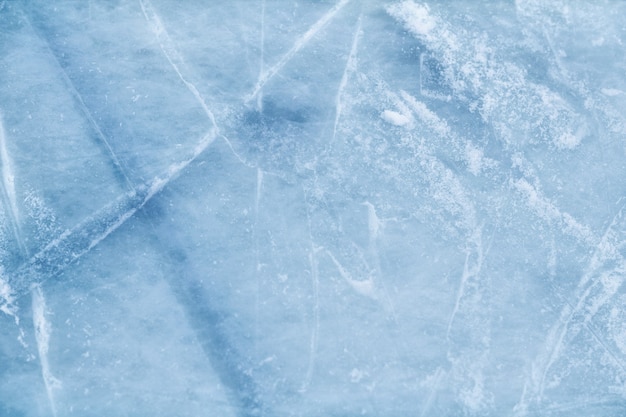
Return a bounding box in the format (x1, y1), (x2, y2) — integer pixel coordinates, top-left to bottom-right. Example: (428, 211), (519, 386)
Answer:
(1, 0), (626, 415)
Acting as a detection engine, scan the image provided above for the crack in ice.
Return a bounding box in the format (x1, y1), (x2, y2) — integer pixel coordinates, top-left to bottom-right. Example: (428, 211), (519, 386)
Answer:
(332, 14), (361, 142)
(9, 130), (217, 300)
(32, 284), (61, 417)
(139, 0), (219, 131)
(245, 0), (351, 103)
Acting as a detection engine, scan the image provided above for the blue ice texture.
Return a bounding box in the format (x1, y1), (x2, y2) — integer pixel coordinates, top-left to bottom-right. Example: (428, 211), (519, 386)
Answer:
(1, 1), (626, 416)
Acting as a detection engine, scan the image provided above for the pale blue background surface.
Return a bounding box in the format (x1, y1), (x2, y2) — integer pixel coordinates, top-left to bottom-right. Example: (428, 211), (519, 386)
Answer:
(1, 1), (626, 415)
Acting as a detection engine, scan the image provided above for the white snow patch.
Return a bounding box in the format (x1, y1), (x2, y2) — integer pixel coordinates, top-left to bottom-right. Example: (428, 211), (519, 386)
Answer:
(350, 368), (368, 383)
(362, 201), (382, 240)
(349, 278), (377, 298)
(601, 88), (623, 96)
(400, 91), (450, 136)
(592, 37), (605, 46)
(465, 144), (484, 175)
(381, 110), (411, 127)
(0, 271), (18, 323)
(512, 178), (595, 245)
(460, 379), (488, 413)
(387, 1), (436, 37)
(554, 130), (581, 150)
(513, 178), (560, 222)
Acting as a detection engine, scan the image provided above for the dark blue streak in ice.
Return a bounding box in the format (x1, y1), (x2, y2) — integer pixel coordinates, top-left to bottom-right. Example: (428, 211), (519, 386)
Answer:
(149, 232), (264, 417)
(15, 5), (135, 190)
(8, 127), (216, 298)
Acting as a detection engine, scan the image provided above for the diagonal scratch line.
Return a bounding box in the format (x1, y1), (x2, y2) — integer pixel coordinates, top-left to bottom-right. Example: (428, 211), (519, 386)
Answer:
(0, 112), (27, 256)
(256, 0), (266, 111)
(300, 188), (321, 394)
(139, 0), (219, 130)
(9, 130), (217, 300)
(517, 202), (626, 409)
(32, 284), (61, 417)
(446, 250), (471, 337)
(19, 9), (135, 191)
(245, 0), (351, 103)
(332, 13), (361, 141)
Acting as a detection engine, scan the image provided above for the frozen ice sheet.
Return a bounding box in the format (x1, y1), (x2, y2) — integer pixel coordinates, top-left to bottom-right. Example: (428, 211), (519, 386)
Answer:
(1, 1), (626, 416)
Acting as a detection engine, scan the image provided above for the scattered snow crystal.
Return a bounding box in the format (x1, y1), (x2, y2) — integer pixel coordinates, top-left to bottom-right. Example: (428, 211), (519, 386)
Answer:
(387, 1), (436, 37)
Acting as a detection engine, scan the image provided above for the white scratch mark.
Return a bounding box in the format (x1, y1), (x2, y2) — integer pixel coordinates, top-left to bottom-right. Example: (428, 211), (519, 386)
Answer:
(257, 0), (266, 111)
(139, 0), (219, 130)
(332, 14), (361, 141)
(32, 285), (61, 417)
(578, 203), (626, 288)
(255, 168), (264, 216)
(326, 250), (377, 299)
(90, 130), (217, 252)
(300, 245), (321, 393)
(446, 226), (484, 337)
(220, 134), (252, 167)
(447, 252), (471, 337)
(0, 112), (26, 255)
(253, 167), (264, 359)
(512, 177), (595, 247)
(419, 52), (424, 96)
(23, 23), (134, 190)
(517, 201), (626, 411)
(0, 115), (28, 347)
(420, 368), (445, 417)
(245, 0), (351, 103)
